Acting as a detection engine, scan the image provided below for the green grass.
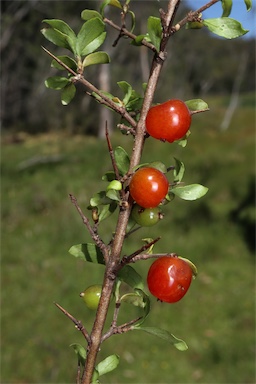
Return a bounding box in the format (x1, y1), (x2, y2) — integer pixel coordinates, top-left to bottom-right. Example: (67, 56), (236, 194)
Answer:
(1, 94), (255, 383)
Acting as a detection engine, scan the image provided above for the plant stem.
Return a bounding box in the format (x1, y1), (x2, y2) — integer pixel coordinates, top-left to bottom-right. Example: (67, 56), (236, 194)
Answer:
(81, 2), (181, 382)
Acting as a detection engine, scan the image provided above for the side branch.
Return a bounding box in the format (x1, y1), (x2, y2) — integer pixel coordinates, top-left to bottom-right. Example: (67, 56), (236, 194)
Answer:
(41, 46), (137, 128)
(69, 194), (107, 254)
(175, 0), (221, 30)
(54, 302), (91, 344)
(123, 252), (178, 265)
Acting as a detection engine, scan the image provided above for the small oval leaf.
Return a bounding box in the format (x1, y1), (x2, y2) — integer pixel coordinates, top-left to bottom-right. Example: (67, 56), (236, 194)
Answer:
(105, 189), (121, 201)
(68, 243), (105, 264)
(147, 16), (162, 51)
(45, 76), (70, 90)
(133, 326), (188, 351)
(98, 202), (117, 222)
(221, 0), (233, 17)
(96, 354), (120, 377)
(61, 83), (76, 105)
(117, 265), (144, 290)
(114, 146), (130, 176)
(51, 55), (77, 71)
(171, 184), (208, 200)
(81, 10), (103, 21)
(90, 191), (112, 207)
(203, 17), (249, 39)
(77, 18), (106, 56)
(244, 0), (252, 11)
(185, 99), (209, 111)
(106, 180), (122, 191)
(173, 157), (185, 183)
(83, 51), (110, 68)
(70, 343), (86, 365)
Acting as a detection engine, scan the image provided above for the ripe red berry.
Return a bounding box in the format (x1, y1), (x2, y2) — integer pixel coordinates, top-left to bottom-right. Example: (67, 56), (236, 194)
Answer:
(145, 99), (191, 143)
(129, 167), (169, 208)
(147, 256), (193, 303)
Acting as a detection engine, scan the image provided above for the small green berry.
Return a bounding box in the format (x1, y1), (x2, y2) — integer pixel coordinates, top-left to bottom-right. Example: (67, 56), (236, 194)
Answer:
(80, 285), (102, 310)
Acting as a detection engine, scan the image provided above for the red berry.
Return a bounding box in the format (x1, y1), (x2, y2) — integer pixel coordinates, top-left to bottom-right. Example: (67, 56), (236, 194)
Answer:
(129, 167), (169, 208)
(146, 99), (191, 143)
(147, 256), (193, 303)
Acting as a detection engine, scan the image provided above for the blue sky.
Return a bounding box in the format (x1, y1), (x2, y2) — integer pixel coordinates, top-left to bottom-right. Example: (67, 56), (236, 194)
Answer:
(185, 0), (256, 39)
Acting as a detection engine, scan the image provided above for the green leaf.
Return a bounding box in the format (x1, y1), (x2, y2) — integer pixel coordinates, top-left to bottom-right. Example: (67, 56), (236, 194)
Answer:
(117, 81), (133, 105)
(45, 76), (70, 90)
(117, 265), (144, 290)
(76, 18), (106, 56)
(102, 171), (116, 182)
(171, 184), (208, 201)
(131, 34), (147, 46)
(42, 19), (76, 38)
(91, 369), (99, 384)
(114, 146), (130, 176)
(203, 17), (249, 39)
(98, 202), (117, 222)
(81, 10), (103, 21)
(185, 99), (209, 111)
(244, 0), (252, 11)
(106, 189), (121, 201)
(186, 21), (204, 30)
(147, 16), (162, 51)
(148, 161), (167, 173)
(133, 327), (188, 351)
(130, 288), (151, 326)
(82, 51), (110, 68)
(178, 256), (198, 277)
(121, 292), (144, 307)
(106, 180), (122, 191)
(221, 0), (233, 17)
(128, 10), (136, 34)
(68, 243), (105, 264)
(126, 90), (144, 112)
(41, 27), (71, 50)
(96, 354), (120, 377)
(61, 83), (76, 105)
(173, 157), (185, 183)
(41, 19), (76, 52)
(70, 343), (86, 365)
(90, 191), (112, 207)
(100, 0), (122, 16)
(51, 55), (77, 71)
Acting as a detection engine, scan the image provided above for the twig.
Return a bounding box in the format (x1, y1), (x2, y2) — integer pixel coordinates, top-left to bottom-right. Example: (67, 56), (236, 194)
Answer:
(117, 123), (136, 136)
(104, 17), (156, 52)
(76, 363), (81, 384)
(69, 194), (108, 258)
(191, 108), (210, 115)
(105, 124), (121, 181)
(174, 0), (221, 31)
(105, 124), (127, 201)
(119, 237), (161, 268)
(102, 316), (142, 342)
(123, 252), (178, 264)
(54, 302), (91, 344)
(42, 46), (137, 129)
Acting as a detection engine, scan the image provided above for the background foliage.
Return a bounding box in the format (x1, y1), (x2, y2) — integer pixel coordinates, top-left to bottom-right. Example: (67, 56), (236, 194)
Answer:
(1, 0), (255, 135)
(1, 0), (255, 383)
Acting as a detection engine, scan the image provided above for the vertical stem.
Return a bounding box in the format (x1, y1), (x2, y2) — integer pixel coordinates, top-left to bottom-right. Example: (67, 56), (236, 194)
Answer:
(82, 1), (181, 383)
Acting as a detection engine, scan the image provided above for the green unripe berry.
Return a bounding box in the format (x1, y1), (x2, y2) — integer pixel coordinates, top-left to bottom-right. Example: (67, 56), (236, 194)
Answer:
(131, 204), (163, 227)
(80, 284), (102, 310)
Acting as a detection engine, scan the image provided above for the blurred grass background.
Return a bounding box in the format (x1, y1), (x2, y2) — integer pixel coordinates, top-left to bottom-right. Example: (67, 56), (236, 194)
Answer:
(1, 93), (255, 383)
